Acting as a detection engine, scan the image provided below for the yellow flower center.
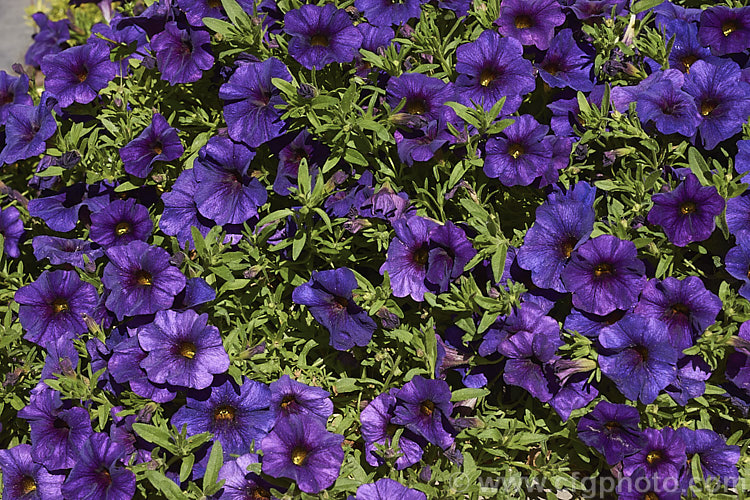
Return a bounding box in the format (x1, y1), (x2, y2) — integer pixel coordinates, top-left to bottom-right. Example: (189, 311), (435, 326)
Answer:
(52, 298), (69, 314)
(413, 246), (429, 266)
(680, 201), (696, 215)
(508, 144), (525, 159)
(479, 69), (496, 87)
(291, 446), (308, 466)
(514, 15), (533, 29)
(214, 405), (235, 421)
(420, 400), (435, 416)
(646, 450), (662, 464)
(310, 34), (329, 47)
(21, 476), (37, 494)
(115, 222), (131, 236)
(681, 55), (697, 72)
(700, 100), (717, 116)
(593, 263), (612, 277)
(135, 270), (153, 286)
(179, 342), (197, 359)
(722, 21), (738, 37)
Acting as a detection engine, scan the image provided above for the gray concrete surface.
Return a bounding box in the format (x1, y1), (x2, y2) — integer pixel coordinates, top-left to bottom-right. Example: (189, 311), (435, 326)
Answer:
(0, 0), (36, 72)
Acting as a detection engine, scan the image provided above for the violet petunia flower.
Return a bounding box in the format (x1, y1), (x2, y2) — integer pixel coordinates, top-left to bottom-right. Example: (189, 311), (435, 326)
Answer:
(634, 277), (722, 351)
(0, 205), (24, 258)
(40, 43), (116, 108)
(273, 129), (325, 195)
(698, 6), (750, 56)
(25, 13), (70, 68)
(623, 427), (686, 479)
(260, 415), (344, 494)
(193, 136), (267, 226)
(159, 168), (214, 249)
(360, 389), (426, 469)
(536, 28), (594, 92)
(356, 478), (427, 500)
(0, 97), (57, 166)
(102, 240), (186, 320)
(90, 198), (153, 248)
(138, 309), (230, 390)
(617, 469), (682, 500)
(561, 235), (646, 316)
(454, 30), (535, 113)
(284, 4), (363, 70)
(725, 234), (750, 300)
(569, 0), (627, 20)
(598, 314), (680, 404)
(219, 57), (292, 148)
(394, 119), (454, 166)
(392, 375), (454, 450)
(577, 401), (644, 465)
(292, 267), (376, 350)
(355, 0), (425, 27)
(119, 113), (184, 178)
(495, 0), (565, 51)
(635, 70), (701, 137)
(675, 428), (740, 487)
(683, 59), (750, 150)
(647, 173), (725, 247)
(665, 355), (712, 406)
(517, 182), (596, 293)
(268, 374), (334, 424)
(151, 22), (214, 84)
(380, 215), (439, 301)
(15, 269), (98, 347)
(108, 334), (176, 403)
(0, 443), (64, 499)
(32, 235), (103, 269)
(27, 182), (108, 233)
(727, 184), (750, 236)
(666, 21), (715, 74)
(425, 221), (477, 294)
(386, 73), (457, 124)
(483, 114), (554, 187)
(17, 390), (93, 471)
(0, 71), (32, 122)
(61, 433), (136, 500)
(172, 376), (274, 456)
(217, 453), (278, 500)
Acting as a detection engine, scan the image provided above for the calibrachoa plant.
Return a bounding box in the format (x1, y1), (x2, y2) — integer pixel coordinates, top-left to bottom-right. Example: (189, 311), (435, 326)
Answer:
(2, 0), (750, 498)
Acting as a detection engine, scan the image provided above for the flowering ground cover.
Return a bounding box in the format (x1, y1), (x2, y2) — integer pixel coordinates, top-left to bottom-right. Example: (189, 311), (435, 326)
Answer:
(1, 0), (750, 498)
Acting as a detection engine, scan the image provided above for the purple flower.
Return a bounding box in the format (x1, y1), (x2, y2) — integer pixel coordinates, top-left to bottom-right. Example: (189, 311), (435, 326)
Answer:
(61, 433), (136, 500)
(217, 453), (278, 500)
(454, 30), (535, 113)
(598, 314), (680, 404)
(172, 376), (274, 456)
(273, 130), (325, 195)
(25, 13), (70, 68)
(666, 21), (715, 74)
(102, 240), (186, 320)
(617, 469), (682, 500)
(623, 427), (686, 479)
(37, 337), (79, 394)
(727, 186), (750, 236)
(495, 0), (565, 51)
(0, 71), (32, 122)
(292, 267), (376, 350)
(32, 235), (103, 269)
(0, 205), (24, 258)
(219, 57), (292, 148)
(360, 389), (425, 469)
(577, 401), (644, 465)
(151, 22), (214, 84)
(725, 234), (750, 300)
(90, 198), (153, 248)
(665, 355), (712, 406)
(647, 173), (725, 247)
(425, 221), (476, 293)
(394, 119), (454, 166)
(354, 0), (425, 27)
(15, 269), (98, 347)
(119, 113), (184, 178)
(159, 168), (214, 249)
(570, 0), (626, 20)
(284, 4), (363, 70)
(683, 59), (750, 150)
(380, 216), (439, 301)
(0, 444), (64, 499)
(41, 43), (116, 108)
(356, 478), (427, 500)
(634, 277), (722, 351)
(386, 73), (456, 124)
(517, 182), (596, 293)
(564, 308), (626, 338)
(536, 28), (594, 92)
(193, 136), (267, 225)
(27, 183), (108, 233)
(635, 71), (701, 137)
(483, 114), (554, 187)
(260, 416), (344, 494)
(0, 97), (57, 165)
(17, 390), (93, 470)
(675, 428), (740, 486)
(392, 375), (454, 450)
(269, 374), (333, 424)
(699, 6), (750, 56)
(108, 334), (176, 403)
(89, 20), (149, 76)
(138, 309), (229, 390)
(561, 235), (646, 316)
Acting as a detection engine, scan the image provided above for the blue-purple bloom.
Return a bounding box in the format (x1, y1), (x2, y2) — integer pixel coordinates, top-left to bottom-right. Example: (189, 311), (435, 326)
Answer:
(666, 355), (712, 406)
(623, 427), (686, 479)
(108, 334), (176, 403)
(647, 173), (725, 247)
(292, 267), (376, 350)
(0, 205), (24, 258)
(25, 13), (70, 68)
(536, 29), (594, 92)
(90, 198), (153, 248)
(284, 4), (363, 70)
(725, 234), (750, 300)
(32, 235), (103, 269)
(0, 444), (64, 499)
(159, 168), (213, 248)
(598, 314), (680, 404)
(393, 375), (454, 450)
(219, 57), (292, 148)
(151, 22), (214, 84)
(483, 114), (554, 187)
(102, 240), (186, 320)
(269, 374), (333, 424)
(119, 113), (184, 178)
(356, 478), (427, 500)
(561, 235), (646, 316)
(380, 215), (439, 301)
(172, 376), (274, 456)
(635, 70), (701, 137)
(15, 269), (98, 347)
(675, 428), (740, 487)
(495, 0), (565, 51)
(260, 415), (344, 494)
(386, 73), (456, 124)
(273, 130), (325, 195)
(40, 43), (116, 108)
(577, 401), (644, 465)
(0, 97), (57, 166)
(355, 0), (425, 27)
(138, 309), (229, 390)
(699, 6), (750, 56)
(0, 71), (32, 122)
(217, 453), (278, 500)
(61, 433), (136, 500)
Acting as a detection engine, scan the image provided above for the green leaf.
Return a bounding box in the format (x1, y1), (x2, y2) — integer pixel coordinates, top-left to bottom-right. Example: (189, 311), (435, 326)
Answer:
(132, 423), (177, 453)
(202, 17), (236, 37)
(334, 378), (360, 393)
(631, 0), (664, 14)
(203, 440), (224, 494)
(180, 454), (195, 483)
(220, 0), (251, 26)
(146, 470), (188, 500)
(451, 388), (490, 402)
